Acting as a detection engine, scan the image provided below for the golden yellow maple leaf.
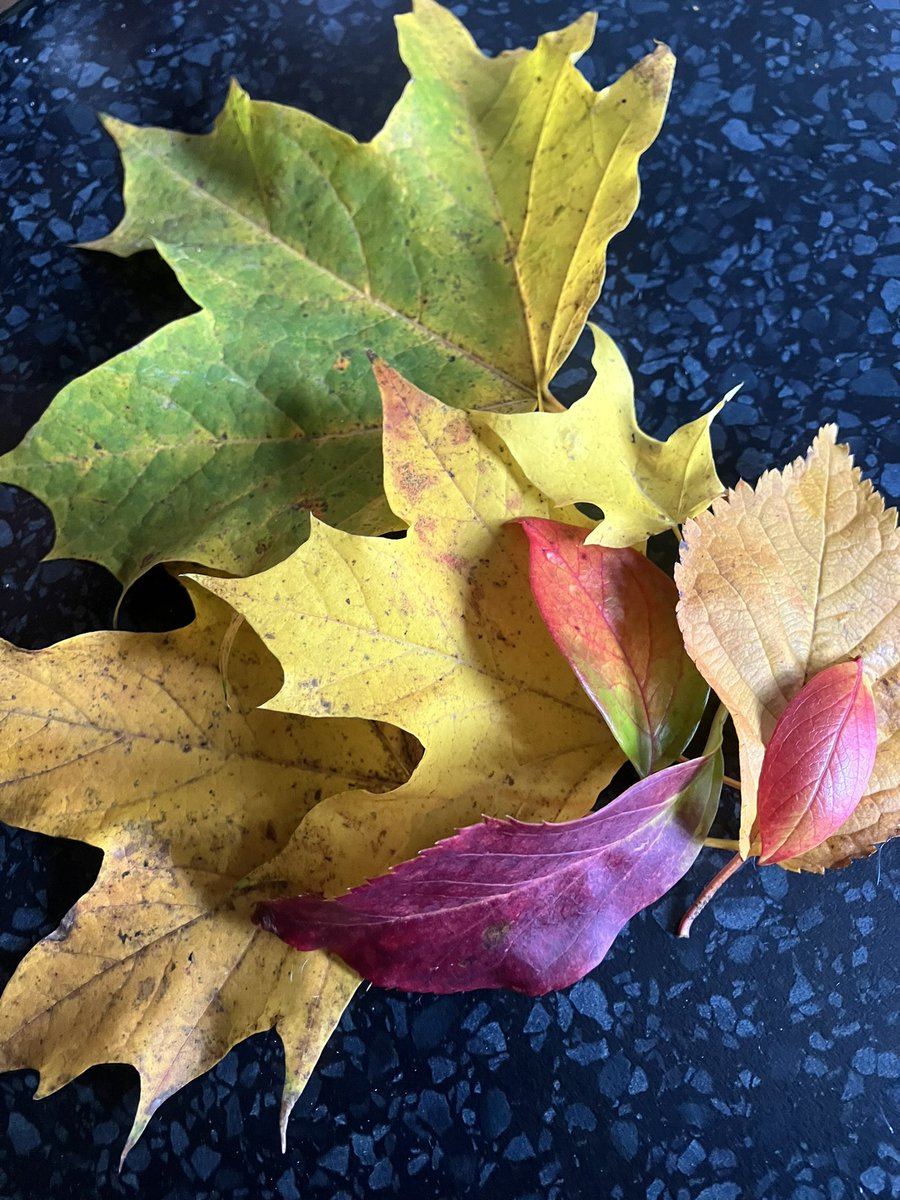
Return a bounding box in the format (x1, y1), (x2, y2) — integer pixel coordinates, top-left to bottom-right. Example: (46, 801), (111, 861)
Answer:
(484, 325), (733, 547)
(675, 426), (900, 870)
(195, 362), (623, 904)
(0, 585), (420, 1155)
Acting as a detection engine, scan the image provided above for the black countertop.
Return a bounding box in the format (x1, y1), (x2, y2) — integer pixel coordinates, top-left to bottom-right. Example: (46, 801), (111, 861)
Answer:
(1, 0), (898, 1196)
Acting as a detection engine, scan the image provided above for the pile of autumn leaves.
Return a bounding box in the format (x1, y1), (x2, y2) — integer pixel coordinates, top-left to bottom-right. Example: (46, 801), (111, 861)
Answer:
(0, 0), (897, 1158)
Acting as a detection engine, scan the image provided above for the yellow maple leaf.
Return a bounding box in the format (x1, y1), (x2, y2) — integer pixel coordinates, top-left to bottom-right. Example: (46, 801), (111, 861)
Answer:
(0, 585), (419, 1155)
(676, 426), (900, 870)
(484, 324), (733, 547)
(195, 362), (623, 903)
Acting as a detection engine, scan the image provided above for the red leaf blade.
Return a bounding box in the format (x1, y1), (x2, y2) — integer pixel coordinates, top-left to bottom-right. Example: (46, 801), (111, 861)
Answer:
(757, 659), (878, 865)
(254, 753), (722, 996)
(518, 517), (708, 775)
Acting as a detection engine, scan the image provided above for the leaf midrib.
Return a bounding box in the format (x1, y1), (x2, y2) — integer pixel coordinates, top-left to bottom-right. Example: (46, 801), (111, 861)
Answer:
(134, 141), (535, 406)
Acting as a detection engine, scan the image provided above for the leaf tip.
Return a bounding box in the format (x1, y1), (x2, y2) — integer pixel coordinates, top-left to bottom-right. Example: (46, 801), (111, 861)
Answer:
(633, 41), (676, 100)
(97, 111), (130, 137)
(817, 422), (840, 446)
(118, 1107), (152, 1172)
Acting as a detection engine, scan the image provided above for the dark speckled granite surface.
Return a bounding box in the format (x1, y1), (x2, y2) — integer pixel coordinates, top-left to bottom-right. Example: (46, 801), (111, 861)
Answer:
(1, 0), (899, 1196)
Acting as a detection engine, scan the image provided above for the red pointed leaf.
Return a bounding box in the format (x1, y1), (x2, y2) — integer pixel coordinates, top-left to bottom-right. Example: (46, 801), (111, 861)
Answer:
(518, 517), (708, 775)
(757, 659), (877, 865)
(254, 753), (722, 996)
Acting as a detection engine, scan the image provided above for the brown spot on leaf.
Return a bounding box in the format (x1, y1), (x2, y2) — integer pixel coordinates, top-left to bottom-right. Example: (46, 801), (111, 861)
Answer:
(449, 420), (471, 446)
(482, 921), (511, 948)
(395, 462), (434, 507)
(291, 497), (330, 520)
(136, 978), (155, 1002)
(633, 44), (674, 105)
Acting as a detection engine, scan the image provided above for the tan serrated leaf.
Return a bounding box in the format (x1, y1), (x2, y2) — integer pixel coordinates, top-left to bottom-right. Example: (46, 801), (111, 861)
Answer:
(676, 426), (900, 870)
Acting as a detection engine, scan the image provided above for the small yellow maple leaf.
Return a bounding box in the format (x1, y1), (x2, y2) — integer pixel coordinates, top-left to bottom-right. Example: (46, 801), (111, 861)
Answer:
(484, 324), (732, 548)
(0, 585), (419, 1155)
(676, 426), (900, 870)
(194, 363), (623, 902)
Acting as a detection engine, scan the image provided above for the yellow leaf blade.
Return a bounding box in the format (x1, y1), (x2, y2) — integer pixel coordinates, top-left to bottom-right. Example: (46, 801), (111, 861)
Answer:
(276, 952), (360, 1153)
(383, 0), (675, 396)
(485, 325), (727, 547)
(0, 586), (416, 1152)
(676, 426), (900, 870)
(195, 364), (623, 898)
(0, 863), (357, 1160)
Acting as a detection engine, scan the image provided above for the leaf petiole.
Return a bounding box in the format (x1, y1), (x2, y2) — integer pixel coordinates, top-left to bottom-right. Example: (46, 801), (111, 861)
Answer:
(676, 851), (745, 938)
(703, 837), (740, 852)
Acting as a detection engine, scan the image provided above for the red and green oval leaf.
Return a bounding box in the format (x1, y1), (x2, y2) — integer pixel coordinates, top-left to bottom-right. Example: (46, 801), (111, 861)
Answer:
(254, 750), (723, 996)
(757, 659), (878, 865)
(518, 517), (708, 775)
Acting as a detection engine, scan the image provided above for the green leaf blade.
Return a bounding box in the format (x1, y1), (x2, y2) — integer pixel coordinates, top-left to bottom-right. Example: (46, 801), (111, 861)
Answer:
(2, 3), (674, 584)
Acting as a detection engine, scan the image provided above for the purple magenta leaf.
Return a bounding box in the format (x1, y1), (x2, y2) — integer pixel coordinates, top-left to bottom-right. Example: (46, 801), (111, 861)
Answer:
(255, 751), (723, 995)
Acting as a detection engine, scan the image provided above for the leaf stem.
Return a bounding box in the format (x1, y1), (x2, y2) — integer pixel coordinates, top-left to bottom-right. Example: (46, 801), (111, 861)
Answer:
(703, 837), (740, 852)
(677, 851), (745, 938)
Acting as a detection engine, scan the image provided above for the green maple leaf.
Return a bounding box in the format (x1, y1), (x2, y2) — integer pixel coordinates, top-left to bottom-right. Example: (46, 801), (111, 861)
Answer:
(1, 0), (673, 587)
